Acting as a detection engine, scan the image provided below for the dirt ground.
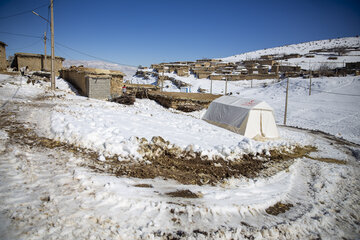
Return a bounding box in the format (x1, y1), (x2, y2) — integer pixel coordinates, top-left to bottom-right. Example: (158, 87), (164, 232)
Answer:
(155, 91), (221, 101)
(1, 107), (318, 187)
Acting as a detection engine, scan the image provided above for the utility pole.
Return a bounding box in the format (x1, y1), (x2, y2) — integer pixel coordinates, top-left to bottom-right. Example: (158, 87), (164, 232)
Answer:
(210, 78), (213, 94)
(43, 32), (47, 71)
(309, 61), (312, 96)
(161, 69), (164, 92)
(283, 77), (289, 125)
(251, 78), (253, 88)
(224, 77), (228, 95)
(50, 0), (55, 90)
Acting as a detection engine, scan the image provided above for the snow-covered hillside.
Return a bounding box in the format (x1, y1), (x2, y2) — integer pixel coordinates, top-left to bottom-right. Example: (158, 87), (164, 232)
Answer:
(221, 37), (360, 70)
(221, 37), (360, 61)
(63, 59), (137, 81)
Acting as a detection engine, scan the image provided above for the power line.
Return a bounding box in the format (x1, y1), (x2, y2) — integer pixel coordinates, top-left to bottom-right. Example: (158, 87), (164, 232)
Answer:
(277, 78), (360, 97)
(7, 39), (43, 51)
(0, 3), (49, 19)
(310, 88), (360, 97)
(0, 31), (42, 39)
(55, 42), (137, 67)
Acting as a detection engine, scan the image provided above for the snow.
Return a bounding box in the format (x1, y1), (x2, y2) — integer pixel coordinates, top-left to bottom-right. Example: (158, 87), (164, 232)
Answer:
(132, 70), (360, 145)
(1, 36), (360, 239)
(221, 37), (360, 70)
(0, 73), (359, 239)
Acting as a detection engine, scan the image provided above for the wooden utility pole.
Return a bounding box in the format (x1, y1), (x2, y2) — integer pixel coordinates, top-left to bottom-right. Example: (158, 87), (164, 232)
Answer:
(50, 0), (55, 90)
(283, 77), (289, 125)
(251, 79), (253, 88)
(224, 77), (228, 95)
(210, 78), (213, 94)
(43, 32), (47, 71)
(309, 62), (312, 96)
(161, 69), (164, 92)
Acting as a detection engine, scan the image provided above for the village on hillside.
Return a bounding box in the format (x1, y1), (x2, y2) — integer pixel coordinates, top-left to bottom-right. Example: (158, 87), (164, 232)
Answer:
(1, 35), (360, 239)
(1, 37), (360, 112)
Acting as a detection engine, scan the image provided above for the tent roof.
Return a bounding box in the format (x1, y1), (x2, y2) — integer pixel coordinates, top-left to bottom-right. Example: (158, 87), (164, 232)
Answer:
(212, 96), (273, 111)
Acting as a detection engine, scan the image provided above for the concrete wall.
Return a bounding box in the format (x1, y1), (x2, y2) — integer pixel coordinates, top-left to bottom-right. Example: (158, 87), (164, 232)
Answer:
(0, 44), (7, 71)
(86, 76), (110, 99)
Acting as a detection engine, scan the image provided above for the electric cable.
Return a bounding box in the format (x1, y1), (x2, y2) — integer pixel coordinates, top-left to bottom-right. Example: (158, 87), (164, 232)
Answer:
(55, 42), (137, 67)
(0, 31), (42, 39)
(0, 3), (49, 19)
(7, 39), (43, 51)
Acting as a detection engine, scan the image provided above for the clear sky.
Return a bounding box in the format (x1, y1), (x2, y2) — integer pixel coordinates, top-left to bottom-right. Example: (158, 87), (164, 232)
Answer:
(0, 0), (359, 67)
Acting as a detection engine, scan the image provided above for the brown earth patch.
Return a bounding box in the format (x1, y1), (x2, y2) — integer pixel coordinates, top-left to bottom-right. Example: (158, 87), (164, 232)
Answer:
(166, 190), (200, 198)
(134, 184), (153, 188)
(305, 155), (346, 165)
(0, 109), (318, 187)
(92, 137), (317, 186)
(265, 202), (294, 216)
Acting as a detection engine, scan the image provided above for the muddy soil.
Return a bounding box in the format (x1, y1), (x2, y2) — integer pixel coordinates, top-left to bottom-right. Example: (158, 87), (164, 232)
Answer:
(90, 136), (318, 186)
(265, 202), (294, 216)
(1, 107), (318, 187)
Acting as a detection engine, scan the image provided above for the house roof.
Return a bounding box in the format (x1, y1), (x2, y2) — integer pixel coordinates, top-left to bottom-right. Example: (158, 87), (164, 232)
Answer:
(14, 52), (65, 60)
(0, 41), (7, 47)
(66, 66), (125, 77)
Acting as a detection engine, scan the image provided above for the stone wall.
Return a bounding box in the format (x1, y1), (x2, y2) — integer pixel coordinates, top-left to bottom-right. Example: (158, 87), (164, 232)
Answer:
(138, 92), (220, 112)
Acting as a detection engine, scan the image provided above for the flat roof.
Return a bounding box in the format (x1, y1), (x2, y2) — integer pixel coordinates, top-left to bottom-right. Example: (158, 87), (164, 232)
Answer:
(15, 52), (65, 60)
(0, 41), (7, 46)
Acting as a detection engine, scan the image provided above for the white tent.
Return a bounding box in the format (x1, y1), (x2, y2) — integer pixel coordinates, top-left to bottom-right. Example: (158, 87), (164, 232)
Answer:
(202, 96), (279, 139)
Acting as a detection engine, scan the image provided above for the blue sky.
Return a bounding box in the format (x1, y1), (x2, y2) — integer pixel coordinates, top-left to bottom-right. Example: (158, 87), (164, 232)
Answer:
(0, 0), (359, 66)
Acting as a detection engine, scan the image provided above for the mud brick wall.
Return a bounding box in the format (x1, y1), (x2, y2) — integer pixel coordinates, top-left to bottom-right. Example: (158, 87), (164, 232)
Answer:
(0, 44), (7, 71)
(110, 76), (124, 96)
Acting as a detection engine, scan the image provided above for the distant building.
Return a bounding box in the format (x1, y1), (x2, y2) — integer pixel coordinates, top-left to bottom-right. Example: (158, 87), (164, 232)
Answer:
(0, 41), (7, 71)
(11, 52), (65, 75)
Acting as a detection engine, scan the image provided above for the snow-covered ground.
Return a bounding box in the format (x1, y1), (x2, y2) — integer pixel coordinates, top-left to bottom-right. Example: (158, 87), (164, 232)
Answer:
(0, 37), (359, 239)
(0, 73), (359, 239)
(221, 36), (360, 70)
(132, 71), (360, 145)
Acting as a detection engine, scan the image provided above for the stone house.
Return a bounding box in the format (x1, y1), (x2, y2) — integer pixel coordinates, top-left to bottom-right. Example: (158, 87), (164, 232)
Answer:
(257, 59), (277, 66)
(176, 66), (190, 76)
(258, 65), (270, 74)
(283, 54), (301, 59)
(260, 55), (274, 60)
(194, 61), (211, 68)
(0, 41), (7, 71)
(60, 66), (125, 99)
(11, 52), (64, 75)
(271, 65), (301, 73)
